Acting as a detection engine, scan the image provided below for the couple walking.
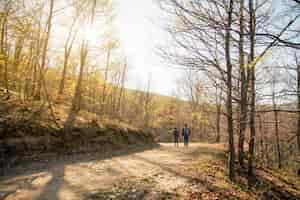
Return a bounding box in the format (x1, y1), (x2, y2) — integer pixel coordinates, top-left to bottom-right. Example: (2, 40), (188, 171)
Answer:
(173, 124), (191, 147)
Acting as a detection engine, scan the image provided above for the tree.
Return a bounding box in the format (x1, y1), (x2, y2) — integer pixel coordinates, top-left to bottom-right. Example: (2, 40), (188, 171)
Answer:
(101, 39), (119, 113)
(117, 57), (127, 117)
(58, 17), (78, 96)
(34, 0), (54, 100)
(237, 0), (248, 167)
(215, 83), (222, 143)
(71, 39), (88, 111)
(144, 74), (153, 128)
(158, 0), (239, 180)
(271, 70), (282, 168)
(0, 0), (11, 99)
(225, 0), (235, 181)
(296, 55), (300, 152)
(247, 0), (256, 184)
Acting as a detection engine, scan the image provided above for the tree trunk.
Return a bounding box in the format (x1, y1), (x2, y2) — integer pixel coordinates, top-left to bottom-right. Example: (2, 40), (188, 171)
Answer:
(274, 110), (282, 168)
(118, 59), (127, 117)
(247, 0), (256, 185)
(0, 6), (9, 99)
(238, 0), (248, 167)
(58, 21), (76, 96)
(34, 0), (54, 100)
(13, 36), (25, 97)
(271, 66), (282, 168)
(102, 48), (111, 113)
(31, 18), (42, 98)
(144, 75), (151, 128)
(24, 40), (34, 100)
(72, 40), (87, 111)
(258, 114), (264, 162)
(225, 0), (235, 181)
(216, 103), (221, 143)
(58, 49), (69, 95)
(296, 57), (300, 153)
(215, 84), (221, 143)
(4, 46), (9, 100)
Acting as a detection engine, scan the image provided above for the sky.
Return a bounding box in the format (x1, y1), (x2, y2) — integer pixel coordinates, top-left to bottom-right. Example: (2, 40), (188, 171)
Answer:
(48, 0), (182, 96)
(48, 0), (299, 98)
(116, 0), (182, 96)
(115, 0), (300, 98)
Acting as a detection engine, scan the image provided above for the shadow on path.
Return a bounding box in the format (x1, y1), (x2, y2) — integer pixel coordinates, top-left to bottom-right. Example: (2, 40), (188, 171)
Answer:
(0, 143), (159, 200)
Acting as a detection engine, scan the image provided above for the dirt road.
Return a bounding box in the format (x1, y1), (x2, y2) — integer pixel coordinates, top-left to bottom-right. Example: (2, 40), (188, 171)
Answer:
(0, 143), (225, 200)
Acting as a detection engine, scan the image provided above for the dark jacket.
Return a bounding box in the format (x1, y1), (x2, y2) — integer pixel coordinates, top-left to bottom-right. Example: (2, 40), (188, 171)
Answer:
(173, 129), (179, 137)
(182, 127), (190, 138)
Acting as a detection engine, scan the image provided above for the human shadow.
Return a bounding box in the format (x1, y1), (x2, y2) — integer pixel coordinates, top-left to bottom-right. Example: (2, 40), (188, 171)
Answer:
(35, 164), (65, 200)
(34, 162), (101, 200)
(0, 143), (159, 199)
(2, 143), (159, 178)
(3, 162), (92, 200)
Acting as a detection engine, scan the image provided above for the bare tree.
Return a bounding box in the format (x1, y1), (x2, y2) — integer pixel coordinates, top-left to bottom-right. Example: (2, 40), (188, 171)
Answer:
(34, 0), (54, 100)
(247, 0), (256, 184)
(117, 57), (127, 117)
(0, 0), (11, 99)
(238, 0), (248, 167)
(271, 72), (282, 168)
(101, 39), (119, 113)
(296, 55), (300, 152)
(215, 82), (222, 143)
(58, 17), (78, 96)
(225, 0), (235, 181)
(144, 74), (152, 128)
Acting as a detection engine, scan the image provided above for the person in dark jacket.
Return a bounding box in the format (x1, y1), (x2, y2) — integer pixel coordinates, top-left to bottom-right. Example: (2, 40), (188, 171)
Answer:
(173, 127), (179, 147)
(182, 124), (191, 147)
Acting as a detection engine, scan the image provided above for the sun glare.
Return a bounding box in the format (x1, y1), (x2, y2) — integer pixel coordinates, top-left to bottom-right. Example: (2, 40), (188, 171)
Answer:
(79, 26), (99, 43)
(85, 28), (98, 42)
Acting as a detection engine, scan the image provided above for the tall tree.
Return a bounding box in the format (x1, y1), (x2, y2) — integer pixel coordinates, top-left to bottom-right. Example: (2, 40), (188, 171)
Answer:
(101, 39), (119, 113)
(215, 83), (222, 143)
(225, 0), (235, 181)
(238, 0), (248, 167)
(71, 39), (88, 111)
(58, 18), (78, 96)
(34, 0), (54, 100)
(296, 55), (300, 152)
(0, 0), (11, 99)
(117, 58), (127, 117)
(247, 0), (256, 185)
(271, 72), (282, 168)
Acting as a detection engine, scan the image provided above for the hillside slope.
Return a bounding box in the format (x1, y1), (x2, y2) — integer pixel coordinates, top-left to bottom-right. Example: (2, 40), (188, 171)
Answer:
(0, 97), (155, 170)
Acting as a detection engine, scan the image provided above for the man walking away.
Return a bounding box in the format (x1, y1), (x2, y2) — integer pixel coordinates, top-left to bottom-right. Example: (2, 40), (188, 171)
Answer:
(173, 128), (179, 147)
(182, 124), (191, 147)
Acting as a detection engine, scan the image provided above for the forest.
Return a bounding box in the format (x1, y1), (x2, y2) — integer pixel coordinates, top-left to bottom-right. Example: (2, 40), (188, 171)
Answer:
(0, 0), (300, 199)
